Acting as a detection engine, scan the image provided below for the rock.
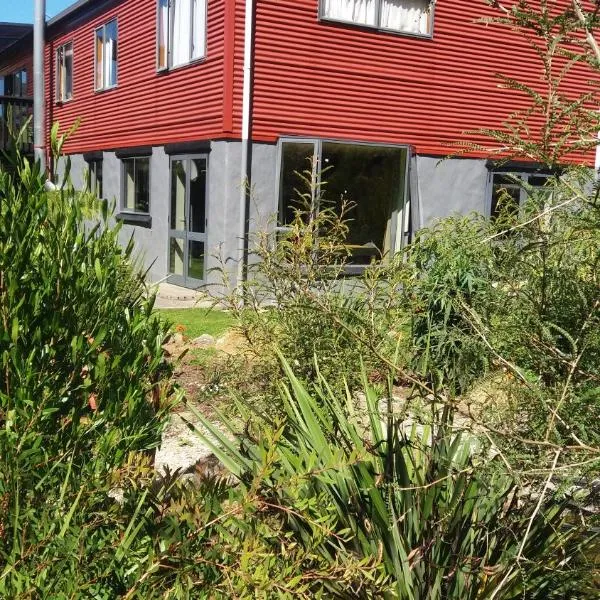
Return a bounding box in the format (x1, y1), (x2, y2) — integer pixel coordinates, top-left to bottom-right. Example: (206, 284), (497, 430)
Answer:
(192, 334), (216, 347)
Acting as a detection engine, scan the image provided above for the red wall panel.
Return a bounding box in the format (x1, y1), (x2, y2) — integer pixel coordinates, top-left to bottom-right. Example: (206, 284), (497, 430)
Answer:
(46, 0), (228, 154)
(39, 0), (598, 163)
(249, 0), (598, 163)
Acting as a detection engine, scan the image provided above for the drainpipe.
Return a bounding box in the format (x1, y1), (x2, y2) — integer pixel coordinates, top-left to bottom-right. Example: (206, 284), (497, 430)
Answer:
(237, 0), (255, 287)
(33, 0), (46, 172)
(596, 132), (600, 177)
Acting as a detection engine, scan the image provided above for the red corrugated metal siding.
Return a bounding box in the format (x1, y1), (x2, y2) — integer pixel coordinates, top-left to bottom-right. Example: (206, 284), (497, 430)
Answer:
(46, 0), (227, 154)
(249, 0), (598, 163)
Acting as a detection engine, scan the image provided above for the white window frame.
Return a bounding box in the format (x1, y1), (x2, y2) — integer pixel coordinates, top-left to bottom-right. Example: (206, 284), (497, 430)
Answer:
(55, 42), (74, 103)
(95, 19), (118, 91)
(157, 0), (208, 72)
(319, 0), (436, 38)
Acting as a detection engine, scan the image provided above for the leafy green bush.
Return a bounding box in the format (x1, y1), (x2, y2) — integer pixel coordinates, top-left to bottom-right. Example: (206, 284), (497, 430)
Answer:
(0, 132), (173, 594)
(406, 214), (495, 395)
(399, 172), (600, 470)
(0, 136), (383, 598)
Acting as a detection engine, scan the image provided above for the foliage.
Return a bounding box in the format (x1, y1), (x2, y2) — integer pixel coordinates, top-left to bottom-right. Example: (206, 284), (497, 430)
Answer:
(195, 357), (596, 599)
(471, 0), (600, 167)
(0, 130), (383, 598)
(406, 214), (495, 396)
(218, 156), (410, 392)
(0, 124), (173, 594)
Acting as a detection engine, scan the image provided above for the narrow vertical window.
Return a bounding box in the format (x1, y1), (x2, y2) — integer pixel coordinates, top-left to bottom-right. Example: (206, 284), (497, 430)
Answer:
(158, 0), (207, 70)
(56, 42), (73, 102)
(86, 158), (103, 198)
(122, 157), (150, 214)
(157, 0), (169, 70)
(95, 19), (118, 90)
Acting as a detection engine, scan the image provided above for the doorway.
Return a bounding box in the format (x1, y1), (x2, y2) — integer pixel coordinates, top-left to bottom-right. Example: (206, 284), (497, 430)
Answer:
(168, 155), (208, 287)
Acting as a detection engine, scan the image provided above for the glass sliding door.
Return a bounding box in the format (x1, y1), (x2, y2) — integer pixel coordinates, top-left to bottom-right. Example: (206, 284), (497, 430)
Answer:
(168, 155), (208, 287)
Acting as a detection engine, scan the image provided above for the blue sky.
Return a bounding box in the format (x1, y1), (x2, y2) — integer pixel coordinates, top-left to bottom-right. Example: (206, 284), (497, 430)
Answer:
(2, 0), (74, 24)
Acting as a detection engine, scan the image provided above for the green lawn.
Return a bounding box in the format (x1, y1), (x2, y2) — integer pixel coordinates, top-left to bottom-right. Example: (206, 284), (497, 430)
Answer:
(158, 308), (236, 340)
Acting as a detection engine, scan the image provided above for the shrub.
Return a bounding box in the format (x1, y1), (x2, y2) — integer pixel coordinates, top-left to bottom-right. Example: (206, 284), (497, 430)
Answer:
(0, 131), (173, 594)
(0, 133), (382, 598)
(196, 358), (596, 599)
(219, 159), (410, 393)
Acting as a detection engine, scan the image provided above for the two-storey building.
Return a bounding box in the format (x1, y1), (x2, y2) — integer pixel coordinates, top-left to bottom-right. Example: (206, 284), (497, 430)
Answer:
(1, 1), (597, 288)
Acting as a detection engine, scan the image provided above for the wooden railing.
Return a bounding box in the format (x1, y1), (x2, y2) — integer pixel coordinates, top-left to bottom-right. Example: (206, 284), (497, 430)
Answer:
(0, 96), (34, 154)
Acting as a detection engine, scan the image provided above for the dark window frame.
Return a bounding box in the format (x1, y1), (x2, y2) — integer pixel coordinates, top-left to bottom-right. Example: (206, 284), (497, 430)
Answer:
(1, 69), (28, 97)
(319, 0), (436, 39)
(121, 156), (151, 217)
(85, 156), (103, 198)
(487, 170), (554, 221)
(276, 137), (411, 270)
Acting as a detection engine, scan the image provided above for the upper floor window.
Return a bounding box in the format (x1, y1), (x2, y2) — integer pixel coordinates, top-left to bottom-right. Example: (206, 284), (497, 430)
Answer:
(1, 69), (28, 97)
(157, 0), (207, 71)
(56, 42), (73, 102)
(321, 0), (434, 37)
(95, 19), (118, 91)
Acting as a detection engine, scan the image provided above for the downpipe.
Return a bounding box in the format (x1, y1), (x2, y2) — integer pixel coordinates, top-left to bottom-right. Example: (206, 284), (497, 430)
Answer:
(237, 0), (255, 290)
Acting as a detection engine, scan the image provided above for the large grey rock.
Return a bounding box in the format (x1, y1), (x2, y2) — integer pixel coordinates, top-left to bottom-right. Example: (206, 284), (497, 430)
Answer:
(192, 334), (216, 347)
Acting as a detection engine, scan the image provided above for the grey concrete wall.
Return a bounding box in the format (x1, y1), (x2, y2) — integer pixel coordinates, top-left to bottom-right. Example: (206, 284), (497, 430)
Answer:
(105, 148), (170, 283)
(62, 149), (170, 284)
(205, 141), (242, 293)
(56, 144), (493, 292)
(204, 141), (278, 294)
(414, 156), (489, 229)
(54, 153), (87, 190)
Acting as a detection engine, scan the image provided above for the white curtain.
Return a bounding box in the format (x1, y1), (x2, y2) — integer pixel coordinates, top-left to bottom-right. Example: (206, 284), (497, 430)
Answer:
(172, 0), (192, 67)
(102, 21), (118, 87)
(323, 0), (377, 27)
(104, 38), (114, 87)
(380, 0), (430, 35)
(192, 0), (207, 60)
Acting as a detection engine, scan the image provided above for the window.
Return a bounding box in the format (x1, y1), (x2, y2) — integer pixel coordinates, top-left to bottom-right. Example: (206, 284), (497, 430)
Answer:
(95, 19), (118, 90)
(279, 139), (409, 265)
(321, 0), (434, 36)
(1, 69), (28, 97)
(86, 158), (103, 198)
(122, 157), (150, 214)
(157, 0), (207, 70)
(56, 42), (73, 102)
(489, 171), (552, 221)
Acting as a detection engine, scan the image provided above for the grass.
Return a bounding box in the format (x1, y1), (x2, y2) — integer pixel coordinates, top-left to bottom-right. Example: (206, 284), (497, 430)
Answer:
(157, 308), (236, 340)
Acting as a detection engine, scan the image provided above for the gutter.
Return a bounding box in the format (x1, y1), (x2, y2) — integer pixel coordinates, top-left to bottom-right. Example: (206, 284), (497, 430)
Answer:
(237, 0), (255, 288)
